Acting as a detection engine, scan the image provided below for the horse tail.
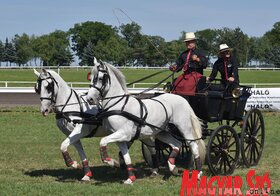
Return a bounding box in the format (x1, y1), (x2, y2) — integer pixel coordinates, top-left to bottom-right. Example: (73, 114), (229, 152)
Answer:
(190, 109), (206, 164)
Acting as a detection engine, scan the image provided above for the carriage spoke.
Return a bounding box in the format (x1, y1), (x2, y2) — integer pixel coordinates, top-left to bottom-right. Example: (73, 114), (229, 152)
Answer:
(227, 140), (236, 149)
(225, 155), (232, 169)
(250, 144), (254, 164)
(254, 142), (260, 158)
(255, 124), (261, 135)
(244, 143), (250, 152)
(227, 154), (235, 162)
(253, 112), (257, 127)
(246, 143), (252, 159)
(213, 155), (222, 171)
(216, 134), (223, 145)
(255, 139), (262, 147)
(249, 116), (253, 134)
(246, 121), (252, 133)
(225, 133), (233, 147)
(223, 158), (227, 174)
(219, 158), (223, 173)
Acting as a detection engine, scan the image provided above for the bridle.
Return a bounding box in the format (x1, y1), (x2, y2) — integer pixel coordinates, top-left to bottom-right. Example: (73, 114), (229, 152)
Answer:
(35, 75), (59, 105)
(89, 63), (111, 99)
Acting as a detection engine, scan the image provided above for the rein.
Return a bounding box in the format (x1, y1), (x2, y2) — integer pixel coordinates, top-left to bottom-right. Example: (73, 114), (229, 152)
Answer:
(126, 69), (169, 87)
(136, 72), (175, 95)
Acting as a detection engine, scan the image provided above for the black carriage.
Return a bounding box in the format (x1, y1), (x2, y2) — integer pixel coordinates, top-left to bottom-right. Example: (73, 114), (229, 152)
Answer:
(142, 80), (265, 176)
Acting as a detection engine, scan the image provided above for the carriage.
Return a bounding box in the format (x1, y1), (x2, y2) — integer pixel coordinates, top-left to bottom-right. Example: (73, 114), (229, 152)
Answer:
(142, 79), (265, 176)
(34, 61), (265, 183)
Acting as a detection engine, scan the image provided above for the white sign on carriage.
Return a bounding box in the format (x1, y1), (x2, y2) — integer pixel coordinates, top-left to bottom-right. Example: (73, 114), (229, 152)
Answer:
(245, 88), (280, 112)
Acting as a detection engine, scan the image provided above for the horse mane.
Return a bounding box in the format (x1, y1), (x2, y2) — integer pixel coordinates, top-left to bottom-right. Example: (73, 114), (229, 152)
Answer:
(104, 62), (128, 93)
(44, 69), (69, 87)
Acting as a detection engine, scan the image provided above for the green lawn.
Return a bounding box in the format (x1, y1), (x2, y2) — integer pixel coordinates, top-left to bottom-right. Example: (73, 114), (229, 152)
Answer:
(0, 68), (279, 86)
(0, 107), (279, 195)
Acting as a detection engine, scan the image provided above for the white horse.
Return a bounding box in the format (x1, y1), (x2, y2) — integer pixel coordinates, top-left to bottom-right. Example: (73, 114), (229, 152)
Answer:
(86, 59), (206, 184)
(34, 69), (116, 181)
(34, 69), (159, 182)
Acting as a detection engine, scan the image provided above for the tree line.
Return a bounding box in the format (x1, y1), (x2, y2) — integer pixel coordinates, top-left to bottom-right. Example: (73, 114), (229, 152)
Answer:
(1, 21), (280, 67)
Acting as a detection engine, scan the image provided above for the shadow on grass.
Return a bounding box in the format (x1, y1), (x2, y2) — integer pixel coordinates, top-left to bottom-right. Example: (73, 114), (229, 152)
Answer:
(24, 161), (169, 184)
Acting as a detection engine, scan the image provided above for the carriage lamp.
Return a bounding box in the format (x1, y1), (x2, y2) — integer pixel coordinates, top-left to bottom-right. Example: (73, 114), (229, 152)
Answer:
(232, 88), (242, 98)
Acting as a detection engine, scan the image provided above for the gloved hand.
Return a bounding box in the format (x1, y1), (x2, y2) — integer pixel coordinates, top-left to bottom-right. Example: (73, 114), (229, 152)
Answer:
(191, 54), (200, 62)
(169, 64), (177, 71)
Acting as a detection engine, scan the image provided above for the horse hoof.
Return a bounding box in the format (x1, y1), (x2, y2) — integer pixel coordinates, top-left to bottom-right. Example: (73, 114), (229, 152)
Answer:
(150, 169), (159, 177)
(71, 161), (82, 169)
(123, 178), (134, 185)
(198, 171), (203, 180)
(81, 175), (91, 182)
(104, 159), (120, 167)
(167, 161), (178, 175)
(171, 167), (179, 176)
(150, 171), (159, 177)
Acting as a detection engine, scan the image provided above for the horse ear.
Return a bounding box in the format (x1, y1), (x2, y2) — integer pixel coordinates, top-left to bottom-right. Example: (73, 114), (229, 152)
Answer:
(41, 69), (50, 76)
(42, 68), (48, 74)
(93, 57), (99, 66)
(33, 69), (40, 77)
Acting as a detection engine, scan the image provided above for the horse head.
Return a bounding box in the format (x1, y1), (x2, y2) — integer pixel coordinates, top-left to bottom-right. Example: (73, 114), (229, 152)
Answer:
(34, 69), (60, 116)
(86, 58), (112, 105)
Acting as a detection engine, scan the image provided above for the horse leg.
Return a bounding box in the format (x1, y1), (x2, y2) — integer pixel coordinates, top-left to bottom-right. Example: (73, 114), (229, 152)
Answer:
(175, 123), (203, 179)
(156, 131), (182, 175)
(99, 131), (135, 183)
(118, 141), (133, 170)
(72, 141), (92, 181)
(117, 142), (136, 184)
(140, 137), (159, 176)
(171, 105), (206, 179)
(60, 123), (93, 181)
(188, 141), (203, 179)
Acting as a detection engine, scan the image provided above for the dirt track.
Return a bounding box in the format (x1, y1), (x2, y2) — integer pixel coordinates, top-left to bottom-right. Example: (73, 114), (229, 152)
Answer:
(0, 93), (40, 107)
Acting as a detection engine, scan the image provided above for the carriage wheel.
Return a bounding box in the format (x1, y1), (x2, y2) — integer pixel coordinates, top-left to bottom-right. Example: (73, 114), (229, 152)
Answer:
(241, 108), (265, 167)
(207, 125), (240, 175)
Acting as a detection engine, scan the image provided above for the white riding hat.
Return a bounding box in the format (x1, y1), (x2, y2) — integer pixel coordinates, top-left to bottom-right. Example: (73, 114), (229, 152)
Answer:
(184, 32), (197, 42)
(219, 44), (232, 53)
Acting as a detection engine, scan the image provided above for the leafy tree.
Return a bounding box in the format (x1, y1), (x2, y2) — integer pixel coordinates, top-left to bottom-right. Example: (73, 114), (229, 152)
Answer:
(35, 30), (73, 66)
(119, 22), (145, 66)
(264, 21), (280, 47)
(13, 33), (33, 66)
(30, 35), (42, 66)
(69, 21), (117, 63)
(165, 40), (184, 65)
(141, 35), (167, 66)
(263, 21), (280, 67)
(195, 29), (218, 58)
(248, 36), (271, 66)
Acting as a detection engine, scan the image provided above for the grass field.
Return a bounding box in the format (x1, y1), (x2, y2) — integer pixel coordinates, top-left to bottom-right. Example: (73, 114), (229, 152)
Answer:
(0, 106), (279, 195)
(0, 68), (279, 87)
(0, 68), (279, 195)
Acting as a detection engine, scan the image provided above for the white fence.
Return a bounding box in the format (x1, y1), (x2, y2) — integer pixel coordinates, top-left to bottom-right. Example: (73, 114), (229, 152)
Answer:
(1, 81), (280, 89)
(1, 66), (280, 70)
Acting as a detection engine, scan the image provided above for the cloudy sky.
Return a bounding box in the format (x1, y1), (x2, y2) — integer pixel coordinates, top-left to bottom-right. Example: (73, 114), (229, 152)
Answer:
(0, 0), (279, 41)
